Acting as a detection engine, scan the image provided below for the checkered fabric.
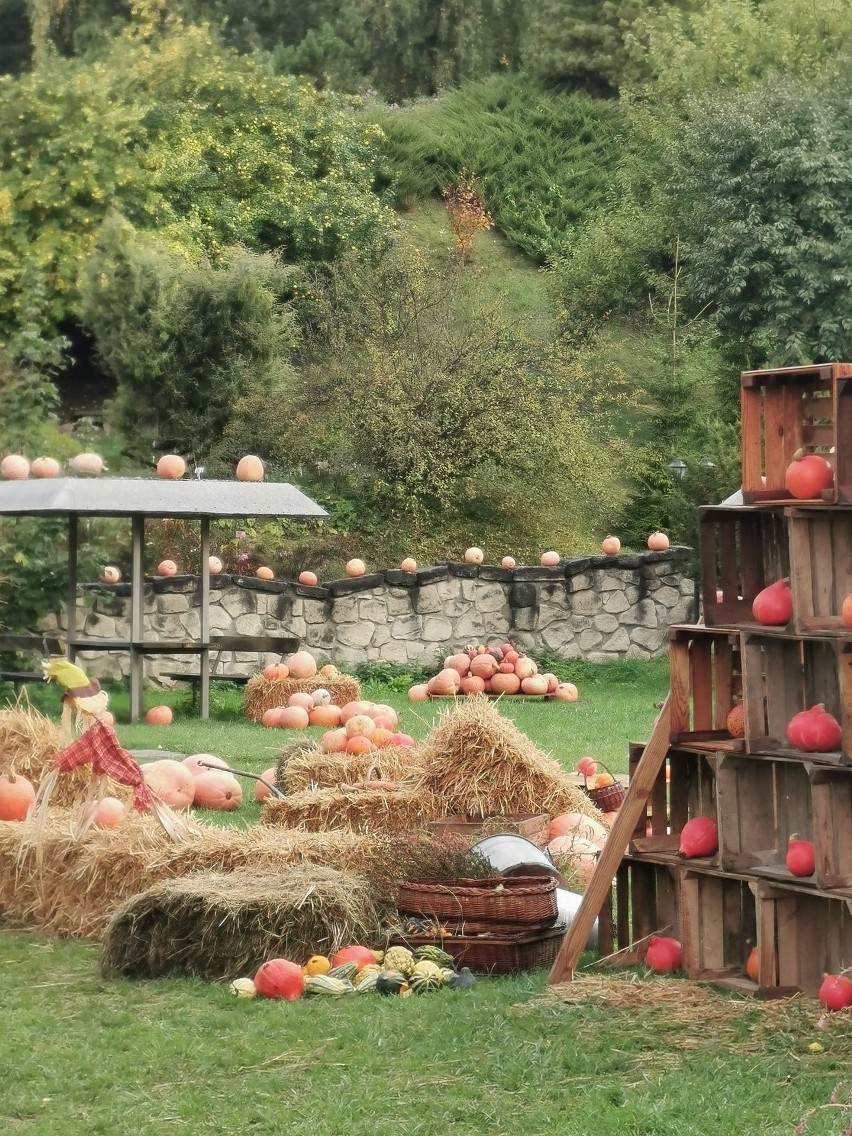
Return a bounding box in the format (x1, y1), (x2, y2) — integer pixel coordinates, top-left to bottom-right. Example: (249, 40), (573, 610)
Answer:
(54, 719), (153, 811)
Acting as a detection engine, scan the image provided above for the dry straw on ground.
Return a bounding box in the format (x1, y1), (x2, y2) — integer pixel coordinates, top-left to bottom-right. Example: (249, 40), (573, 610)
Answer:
(282, 745), (424, 793)
(100, 864), (383, 980)
(244, 673), (361, 722)
(412, 695), (599, 819)
(260, 785), (441, 834)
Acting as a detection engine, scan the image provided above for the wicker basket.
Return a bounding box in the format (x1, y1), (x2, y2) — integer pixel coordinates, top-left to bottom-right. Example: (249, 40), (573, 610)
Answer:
(397, 875), (558, 927)
(582, 763), (627, 812)
(388, 928), (564, 974)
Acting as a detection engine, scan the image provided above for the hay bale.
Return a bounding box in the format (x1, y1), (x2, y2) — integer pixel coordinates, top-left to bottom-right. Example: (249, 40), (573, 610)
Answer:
(282, 745), (424, 793)
(0, 815), (416, 939)
(275, 737), (325, 784)
(244, 673), (361, 722)
(260, 785), (441, 834)
(412, 694), (602, 820)
(100, 865), (383, 980)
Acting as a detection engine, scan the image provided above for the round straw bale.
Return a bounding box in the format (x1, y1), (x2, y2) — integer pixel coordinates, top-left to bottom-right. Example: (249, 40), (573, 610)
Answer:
(244, 673), (361, 723)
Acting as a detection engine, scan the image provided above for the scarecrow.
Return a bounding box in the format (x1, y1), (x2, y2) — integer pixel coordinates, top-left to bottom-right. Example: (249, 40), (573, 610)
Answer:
(42, 657), (110, 740)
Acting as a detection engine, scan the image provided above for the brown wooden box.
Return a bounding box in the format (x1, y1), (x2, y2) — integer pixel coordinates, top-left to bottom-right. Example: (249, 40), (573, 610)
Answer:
(741, 631), (851, 763)
(426, 813), (550, 846)
(809, 765), (852, 891)
(669, 626), (744, 750)
(716, 754), (814, 883)
(597, 857), (682, 958)
(698, 505), (790, 629)
(752, 881), (852, 996)
(787, 506), (852, 634)
(680, 868), (758, 982)
(741, 363), (852, 504)
(628, 745), (719, 865)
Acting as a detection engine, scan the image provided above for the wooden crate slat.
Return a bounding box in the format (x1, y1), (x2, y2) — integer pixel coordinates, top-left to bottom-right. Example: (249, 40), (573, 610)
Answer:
(787, 507), (852, 634)
(669, 627), (743, 749)
(698, 506), (791, 630)
(809, 766), (852, 890)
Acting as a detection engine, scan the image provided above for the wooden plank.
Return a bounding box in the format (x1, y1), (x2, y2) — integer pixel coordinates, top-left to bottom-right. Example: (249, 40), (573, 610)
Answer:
(691, 639), (712, 731)
(680, 871), (701, 974)
(740, 386), (763, 495)
(668, 637), (690, 738)
(547, 694), (673, 983)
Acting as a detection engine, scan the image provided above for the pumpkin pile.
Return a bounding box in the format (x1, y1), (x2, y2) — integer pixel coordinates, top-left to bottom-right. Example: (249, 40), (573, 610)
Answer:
(244, 652), (361, 723)
(409, 643), (580, 702)
(236, 943), (474, 999)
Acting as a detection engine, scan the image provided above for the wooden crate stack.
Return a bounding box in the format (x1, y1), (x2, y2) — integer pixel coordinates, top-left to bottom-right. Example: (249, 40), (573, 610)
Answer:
(599, 363), (852, 996)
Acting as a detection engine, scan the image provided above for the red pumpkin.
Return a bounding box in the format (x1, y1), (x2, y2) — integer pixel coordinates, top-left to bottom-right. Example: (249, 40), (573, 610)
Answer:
(331, 945), (376, 969)
(842, 592), (852, 628)
(752, 579), (793, 625)
(0, 771), (36, 821)
(789, 704), (842, 752)
(785, 451), (833, 499)
(679, 815), (718, 858)
(254, 958), (303, 999)
(785, 835), (815, 877)
(645, 936), (682, 973)
(819, 972), (852, 1012)
(193, 770), (243, 810)
(145, 705), (173, 726)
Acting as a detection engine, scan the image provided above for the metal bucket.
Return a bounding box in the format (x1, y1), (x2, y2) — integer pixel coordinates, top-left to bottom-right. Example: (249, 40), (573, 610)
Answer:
(471, 834), (561, 880)
(554, 887), (598, 950)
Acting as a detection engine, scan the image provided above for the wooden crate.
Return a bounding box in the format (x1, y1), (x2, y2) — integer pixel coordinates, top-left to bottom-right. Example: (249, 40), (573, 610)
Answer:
(809, 766), (852, 891)
(753, 881), (852, 996)
(787, 506), (852, 634)
(740, 362), (852, 504)
(629, 746), (719, 865)
(741, 632), (850, 762)
(680, 868), (758, 981)
(698, 505), (790, 629)
(716, 754), (814, 883)
(669, 626), (744, 750)
(426, 813), (550, 846)
(597, 857), (682, 957)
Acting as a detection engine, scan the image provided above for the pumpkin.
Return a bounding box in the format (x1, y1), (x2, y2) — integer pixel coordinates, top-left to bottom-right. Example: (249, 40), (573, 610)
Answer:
(500, 556), (517, 569)
(332, 945), (376, 969)
(156, 454), (186, 479)
(183, 753), (229, 777)
(521, 674), (549, 696)
(93, 796), (125, 828)
(601, 535), (621, 555)
(255, 767), (278, 801)
(788, 704), (842, 752)
(309, 704), (342, 728)
(514, 657), (538, 680)
(254, 958), (303, 999)
(319, 664), (339, 677)
(752, 578), (793, 625)
(208, 555), (223, 574)
(431, 668), (461, 696)
(785, 835), (815, 877)
(464, 546), (484, 565)
(321, 727), (349, 753)
(408, 683), (430, 701)
(286, 650), (318, 680)
(157, 560), (178, 577)
(469, 654), (498, 680)
(842, 592), (852, 627)
(726, 704), (745, 738)
(230, 977), (257, 998)
(0, 771), (36, 820)
(346, 734), (375, 755)
(818, 972), (852, 1012)
(371, 727), (395, 748)
(647, 532), (670, 551)
(1, 454), (29, 480)
(491, 672), (521, 695)
(193, 770), (243, 810)
(340, 700), (374, 722)
(554, 682), (579, 702)
(445, 653), (471, 676)
(142, 759), (195, 808)
(392, 731), (416, 748)
(345, 714), (376, 738)
(261, 707), (285, 728)
(785, 451), (833, 499)
(371, 703), (398, 728)
(311, 687), (332, 707)
(255, 566), (275, 580)
(745, 946), (759, 983)
(31, 456), (60, 478)
(288, 692), (315, 711)
(399, 557), (417, 572)
(279, 705), (310, 729)
(298, 570), (319, 586)
(145, 705), (173, 725)
(459, 674), (486, 694)
(262, 662), (289, 681)
(236, 454), (265, 482)
(549, 813), (609, 846)
(540, 550), (560, 567)
(71, 452), (105, 476)
(542, 672), (559, 694)
(645, 936), (682, 974)
(100, 566), (121, 584)
(679, 815), (718, 858)
(345, 558), (367, 577)
(305, 955), (332, 976)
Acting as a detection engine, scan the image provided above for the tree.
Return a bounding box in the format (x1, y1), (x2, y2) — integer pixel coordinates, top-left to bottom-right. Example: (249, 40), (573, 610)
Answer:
(79, 215), (300, 461)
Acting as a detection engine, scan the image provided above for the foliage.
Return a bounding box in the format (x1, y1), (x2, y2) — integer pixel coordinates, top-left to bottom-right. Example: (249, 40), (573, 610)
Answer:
(79, 216), (300, 461)
(351, 660), (435, 692)
(442, 171), (492, 263)
(671, 78), (852, 366)
(372, 74), (625, 261)
(0, 21), (393, 342)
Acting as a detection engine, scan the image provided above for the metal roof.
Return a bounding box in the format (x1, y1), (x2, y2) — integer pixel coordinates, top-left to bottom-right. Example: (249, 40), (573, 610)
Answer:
(0, 477), (327, 519)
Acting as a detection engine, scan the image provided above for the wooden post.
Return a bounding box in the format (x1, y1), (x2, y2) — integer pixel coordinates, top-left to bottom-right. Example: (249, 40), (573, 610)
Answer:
(547, 693), (672, 984)
(66, 513), (78, 660)
(129, 513), (145, 724)
(199, 516), (210, 720)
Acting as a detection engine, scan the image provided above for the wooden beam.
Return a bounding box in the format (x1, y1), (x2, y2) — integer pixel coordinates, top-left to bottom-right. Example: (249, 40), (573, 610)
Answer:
(199, 516), (210, 721)
(129, 513), (144, 724)
(547, 692), (672, 984)
(66, 514), (78, 658)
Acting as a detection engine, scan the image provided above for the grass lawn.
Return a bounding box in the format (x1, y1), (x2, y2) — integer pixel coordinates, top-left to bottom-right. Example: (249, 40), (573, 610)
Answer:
(6, 658), (849, 1135)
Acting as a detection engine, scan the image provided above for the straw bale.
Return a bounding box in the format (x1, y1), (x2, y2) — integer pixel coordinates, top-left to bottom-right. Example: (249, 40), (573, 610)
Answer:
(260, 785), (442, 834)
(282, 745), (424, 793)
(0, 815), (420, 939)
(100, 865), (383, 980)
(275, 737), (325, 783)
(412, 695), (601, 820)
(244, 673), (361, 722)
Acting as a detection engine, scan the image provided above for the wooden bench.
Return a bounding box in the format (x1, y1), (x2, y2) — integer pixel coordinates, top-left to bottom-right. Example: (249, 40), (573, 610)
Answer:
(161, 634), (300, 705)
(0, 635), (64, 693)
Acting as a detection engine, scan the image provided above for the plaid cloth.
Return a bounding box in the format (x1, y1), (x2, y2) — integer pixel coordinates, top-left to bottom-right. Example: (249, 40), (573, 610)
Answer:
(54, 719), (153, 812)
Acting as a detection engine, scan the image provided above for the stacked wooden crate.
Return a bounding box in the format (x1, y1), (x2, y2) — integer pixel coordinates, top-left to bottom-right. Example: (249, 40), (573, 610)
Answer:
(600, 363), (852, 996)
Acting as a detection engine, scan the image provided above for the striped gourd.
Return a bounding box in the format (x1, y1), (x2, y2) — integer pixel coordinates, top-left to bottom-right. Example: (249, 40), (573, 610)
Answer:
(304, 974), (355, 996)
(354, 971), (380, 994)
(328, 961), (360, 981)
(414, 945), (455, 968)
(409, 969), (442, 994)
(352, 963), (381, 987)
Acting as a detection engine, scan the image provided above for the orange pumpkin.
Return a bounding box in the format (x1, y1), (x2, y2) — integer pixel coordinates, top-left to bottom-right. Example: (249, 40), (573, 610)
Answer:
(156, 454), (186, 479)
(431, 668), (461, 696)
(340, 700), (374, 722)
(100, 566), (121, 584)
(261, 707), (286, 728)
(288, 691), (315, 711)
(371, 704), (398, 727)
(514, 657), (538, 680)
(459, 674), (486, 694)
(145, 705), (173, 725)
(371, 727), (395, 749)
(305, 955), (332, 976)
(1, 454), (30, 480)
(726, 703), (745, 738)
(93, 796), (125, 828)
(208, 555), (223, 574)
(255, 767), (278, 801)
(491, 672), (521, 695)
(298, 570), (319, 586)
(157, 560), (178, 577)
(521, 674), (549, 695)
(554, 682), (580, 702)
(256, 566), (275, 580)
(183, 753), (229, 777)
(345, 714), (376, 738)
(500, 556), (516, 569)
(320, 727), (349, 753)
(286, 650), (318, 680)
(142, 759), (195, 808)
(345, 558), (366, 577)
(71, 452), (105, 476)
(31, 456), (60, 479)
(540, 550), (560, 567)
(309, 704), (342, 728)
(464, 546), (484, 564)
(399, 557), (417, 572)
(236, 455), (265, 482)
(346, 734), (375, 755)
(193, 770), (243, 810)
(319, 664), (338, 677)
(601, 536), (621, 555)
(407, 683), (430, 702)
(469, 654), (498, 680)
(0, 771), (36, 820)
(647, 531), (670, 551)
(279, 705), (310, 729)
(262, 662), (289, 681)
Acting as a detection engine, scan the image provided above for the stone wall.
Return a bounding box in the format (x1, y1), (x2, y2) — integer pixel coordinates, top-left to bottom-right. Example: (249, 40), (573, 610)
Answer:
(39, 548), (696, 683)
